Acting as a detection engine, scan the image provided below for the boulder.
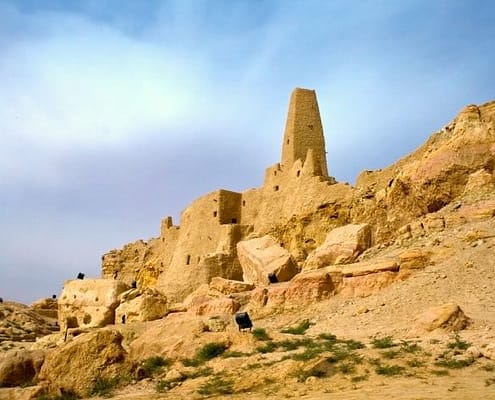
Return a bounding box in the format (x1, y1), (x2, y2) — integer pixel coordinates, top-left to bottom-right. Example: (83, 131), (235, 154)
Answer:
(38, 329), (127, 397)
(0, 349), (45, 387)
(188, 296), (241, 317)
(208, 277), (255, 296)
(414, 303), (470, 332)
(58, 279), (129, 331)
(115, 288), (168, 323)
(304, 224), (371, 270)
(237, 235), (298, 285)
(398, 249), (429, 270)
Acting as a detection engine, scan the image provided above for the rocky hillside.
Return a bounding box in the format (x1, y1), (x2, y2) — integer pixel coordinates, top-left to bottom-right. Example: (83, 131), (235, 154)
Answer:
(1, 92), (495, 400)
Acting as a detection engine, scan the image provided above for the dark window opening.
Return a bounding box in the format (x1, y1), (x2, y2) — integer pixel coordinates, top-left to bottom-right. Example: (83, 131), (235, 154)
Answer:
(297, 170), (301, 177)
(287, 139), (290, 144)
(186, 255), (191, 265)
(274, 185), (279, 191)
(268, 273), (278, 284)
(213, 211), (217, 217)
(242, 200), (246, 206)
(231, 218), (238, 224)
(274, 170), (277, 176)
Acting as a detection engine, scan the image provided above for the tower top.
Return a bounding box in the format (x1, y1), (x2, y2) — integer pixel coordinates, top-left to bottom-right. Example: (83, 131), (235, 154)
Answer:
(281, 88), (328, 177)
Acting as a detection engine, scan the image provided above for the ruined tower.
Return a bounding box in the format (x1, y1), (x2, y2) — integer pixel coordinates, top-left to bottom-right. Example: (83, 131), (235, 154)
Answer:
(281, 88), (328, 177)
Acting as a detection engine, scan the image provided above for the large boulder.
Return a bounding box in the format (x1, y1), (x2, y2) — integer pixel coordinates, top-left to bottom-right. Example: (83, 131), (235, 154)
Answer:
(414, 303), (470, 332)
(304, 224), (371, 270)
(115, 288), (168, 323)
(38, 329), (127, 397)
(58, 279), (129, 331)
(208, 277), (255, 296)
(237, 235), (298, 285)
(0, 349), (45, 387)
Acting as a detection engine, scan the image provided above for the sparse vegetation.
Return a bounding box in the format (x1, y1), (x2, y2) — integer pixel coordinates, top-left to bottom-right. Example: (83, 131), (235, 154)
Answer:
(252, 328), (271, 341)
(381, 350), (400, 359)
(447, 333), (471, 350)
(351, 374), (369, 383)
(291, 367), (326, 382)
(406, 358), (425, 368)
(431, 369), (450, 376)
(281, 320), (312, 335)
(480, 364), (495, 372)
(256, 340), (278, 353)
(197, 376), (234, 396)
(141, 356), (170, 377)
(400, 341), (422, 353)
(222, 350), (250, 358)
(371, 336), (395, 349)
(182, 342), (228, 366)
(375, 363), (405, 376)
(90, 376), (121, 397)
(434, 358), (473, 369)
(338, 362), (357, 374)
(155, 380), (172, 393)
(184, 366), (213, 379)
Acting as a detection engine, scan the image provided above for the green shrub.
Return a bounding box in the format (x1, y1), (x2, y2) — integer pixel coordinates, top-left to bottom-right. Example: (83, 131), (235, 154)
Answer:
(431, 369), (449, 376)
(256, 341), (278, 354)
(434, 358), (472, 369)
(252, 328), (271, 341)
(371, 336), (395, 349)
(381, 350), (401, 359)
(281, 320), (312, 335)
(184, 366), (213, 379)
(141, 356), (170, 377)
(400, 341), (422, 353)
(197, 376), (234, 395)
(155, 380), (172, 393)
(338, 362), (357, 374)
(287, 347), (323, 361)
(291, 367), (325, 383)
(375, 364), (405, 376)
(90, 376), (121, 397)
(182, 342), (228, 366)
(406, 358), (425, 368)
(221, 350), (250, 358)
(318, 333), (337, 342)
(343, 339), (365, 350)
(447, 334), (471, 350)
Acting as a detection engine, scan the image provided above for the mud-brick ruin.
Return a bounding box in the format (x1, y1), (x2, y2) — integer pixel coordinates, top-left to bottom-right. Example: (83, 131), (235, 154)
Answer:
(101, 88), (341, 301)
(57, 87), (495, 332)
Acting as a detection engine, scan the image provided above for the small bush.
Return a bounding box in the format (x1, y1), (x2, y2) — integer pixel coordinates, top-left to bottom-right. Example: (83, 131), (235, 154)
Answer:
(155, 380), (172, 393)
(197, 376), (234, 396)
(480, 364), (495, 372)
(90, 376), (121, 397)
(447, 334), (471, 350)
(281, 320), (312, 335)
(431, 369), (450, 376)
(406, 358), (425, 368)
(351, 374), (369, 383)
(371, 336), (395, 349)
(221, 350), (250, 358)
(291, 368), (325, 383)
(343, 339), (365, 350)
(381, 350), (401, 359)
(338, 362), (356, 374)
(318, 332), (337, 342)
(434, 358), (472, 369)
(287, 347), (323, 361)
(400, 341), (422, 353)
(375, 364), (405, 376)
(185, 366), (214, 379)
(256, 341), (278, 354)
(182, 342), (227, 366)
(252, 328), (271, 341)
(141, 356), (170, 377)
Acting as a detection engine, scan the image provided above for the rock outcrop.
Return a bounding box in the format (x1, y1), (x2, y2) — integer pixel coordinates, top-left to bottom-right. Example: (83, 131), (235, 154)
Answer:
(38, 329), (127, 397)
(58, 279), (129, 332)
(304, 223), (371, 270)
(115, 288), (168, 323)
(414, 303), (470, 332)
(237, 235), (298, 285)
(0, 349), (45, 387)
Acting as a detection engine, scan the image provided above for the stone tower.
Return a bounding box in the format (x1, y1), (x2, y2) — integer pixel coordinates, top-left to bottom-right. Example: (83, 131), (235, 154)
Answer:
(281, 88), (328, 177)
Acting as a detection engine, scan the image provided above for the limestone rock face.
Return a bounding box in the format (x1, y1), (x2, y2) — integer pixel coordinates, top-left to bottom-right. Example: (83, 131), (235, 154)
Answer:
(304, 224), (371, 270)
(237, 235), (298, 285)
(0, 349), (45, 387)
(415, 303), (470, 332)
(58, 279), (129, 331)
(115, 288), (168, 323)
(208, 277), (254, 296)
(0, 302), (56, 343)
(38, 329), (127, 397)
(30, 297), (58, 319)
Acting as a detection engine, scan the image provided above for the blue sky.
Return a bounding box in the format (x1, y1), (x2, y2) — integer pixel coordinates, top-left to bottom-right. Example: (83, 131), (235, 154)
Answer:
(1, 0), (494, 303)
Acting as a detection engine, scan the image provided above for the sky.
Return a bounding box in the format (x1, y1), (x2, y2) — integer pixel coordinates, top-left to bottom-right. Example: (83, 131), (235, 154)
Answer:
(1, 0), (494, 304)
